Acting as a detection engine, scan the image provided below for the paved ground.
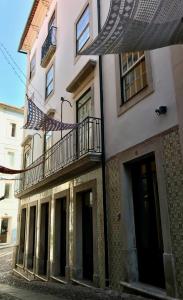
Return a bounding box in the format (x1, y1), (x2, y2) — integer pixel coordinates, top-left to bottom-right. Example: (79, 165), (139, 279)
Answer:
(0, 246), (152, 300)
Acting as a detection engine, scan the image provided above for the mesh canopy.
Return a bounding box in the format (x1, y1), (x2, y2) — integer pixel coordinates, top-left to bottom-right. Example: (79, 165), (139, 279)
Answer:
(24, 98), (78, 131)
(81, 0), (183, 55)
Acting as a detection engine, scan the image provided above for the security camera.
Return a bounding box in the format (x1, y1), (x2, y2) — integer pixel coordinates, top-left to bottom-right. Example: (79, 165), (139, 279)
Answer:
(155, 106), (167, 115)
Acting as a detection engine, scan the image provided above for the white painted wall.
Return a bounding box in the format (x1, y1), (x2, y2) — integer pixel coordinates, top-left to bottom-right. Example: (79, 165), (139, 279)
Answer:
(23, 0), (179, 162)
(100, 0), (178, 159)
(24, 0), (100, 161)
(0, 105), (24, 243)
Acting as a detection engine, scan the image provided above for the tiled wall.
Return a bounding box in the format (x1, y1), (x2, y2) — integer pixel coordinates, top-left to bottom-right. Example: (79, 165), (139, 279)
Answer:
(162, 129), (183, 298)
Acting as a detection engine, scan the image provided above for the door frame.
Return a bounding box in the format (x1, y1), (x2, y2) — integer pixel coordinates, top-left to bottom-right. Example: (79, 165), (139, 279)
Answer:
(52, 189), (70, 281)
(26, 201), (38, 272)
(118, 137), (177, 297)
(37, 196), (51, 278)
(72, 180), (99, 285)
(17, 204), (27, 266)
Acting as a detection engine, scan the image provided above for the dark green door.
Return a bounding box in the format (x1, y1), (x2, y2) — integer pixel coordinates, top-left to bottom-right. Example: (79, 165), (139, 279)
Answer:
(60, 198), (66, 277)
(82, 191), (93, 281)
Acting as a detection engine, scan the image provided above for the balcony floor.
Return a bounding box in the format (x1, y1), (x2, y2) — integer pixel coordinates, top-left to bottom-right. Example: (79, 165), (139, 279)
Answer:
(16, 153), (101, 198)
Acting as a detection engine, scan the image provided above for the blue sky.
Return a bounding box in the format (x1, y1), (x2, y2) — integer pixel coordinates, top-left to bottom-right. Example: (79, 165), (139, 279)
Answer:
(0, 0), (33, 107)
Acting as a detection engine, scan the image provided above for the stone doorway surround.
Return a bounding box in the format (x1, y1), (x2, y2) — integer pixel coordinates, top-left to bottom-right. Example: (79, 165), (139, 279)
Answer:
(72, 180), (99, 287)
(17, 205), (27, 266)
(51, 189), (70, 282)
(36, 196), (51, 279)
(117, 129), (178, 298)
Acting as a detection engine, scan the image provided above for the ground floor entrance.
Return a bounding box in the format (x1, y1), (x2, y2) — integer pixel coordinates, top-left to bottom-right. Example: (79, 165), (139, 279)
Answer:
(82, 190), (93, 281)
(38, 202), (49, 276)
(27, 206), (36, 270)
(55, 197), (67, 277)
(131, 155), (165, 288)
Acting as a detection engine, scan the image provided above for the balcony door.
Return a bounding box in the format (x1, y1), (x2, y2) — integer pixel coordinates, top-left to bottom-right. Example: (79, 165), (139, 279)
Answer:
(131, 155), (165, 288)
(76, 89), (92, 156)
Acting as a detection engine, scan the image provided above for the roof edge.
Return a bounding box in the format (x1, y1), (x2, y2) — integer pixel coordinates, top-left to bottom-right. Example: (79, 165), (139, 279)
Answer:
(18, 0), (39, 53)
(0, 102), (24, 114)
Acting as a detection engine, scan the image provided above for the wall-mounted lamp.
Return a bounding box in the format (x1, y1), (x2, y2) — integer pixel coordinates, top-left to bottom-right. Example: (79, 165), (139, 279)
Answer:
(155, 106), (167, 116)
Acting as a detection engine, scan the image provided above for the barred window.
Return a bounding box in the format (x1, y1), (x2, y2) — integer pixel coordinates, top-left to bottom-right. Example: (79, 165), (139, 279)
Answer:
(120, 52), (148, 103)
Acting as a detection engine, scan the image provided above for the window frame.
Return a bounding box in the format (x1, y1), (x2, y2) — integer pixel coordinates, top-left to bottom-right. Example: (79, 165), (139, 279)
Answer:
(4, 183), (12, 198)
(120, 52), (148, 105)
(10, 123), (16, 137)
(45, 64), (54, 100)
(76, 4), (90, 55)
(76, 88), (92, 123)
(30, 53), (36, 80)
(48, 11), (56, 32)
(7, 151), (15, 167)
(116, 52), (154, 116)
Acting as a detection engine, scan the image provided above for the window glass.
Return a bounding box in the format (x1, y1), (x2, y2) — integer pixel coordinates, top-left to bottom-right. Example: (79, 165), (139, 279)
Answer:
(24, 148), (31, 168)
(46, 65), (54, 98)
(4, 183), (12, 198)
(30, 54), (36, 79)
(77, 89), (92, 122)
(120, 52), (148, 103)
(45, 131), (53, 151)
(11, 123), (16, 137)
(1, 219), (8, 234)
(76, 6), (90, 53)
(48, 11), (56, 31)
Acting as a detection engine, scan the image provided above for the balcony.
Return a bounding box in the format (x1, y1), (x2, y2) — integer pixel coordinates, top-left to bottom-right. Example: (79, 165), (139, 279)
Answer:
(15, 117), (102, 197)
(41, 26), (57, 68)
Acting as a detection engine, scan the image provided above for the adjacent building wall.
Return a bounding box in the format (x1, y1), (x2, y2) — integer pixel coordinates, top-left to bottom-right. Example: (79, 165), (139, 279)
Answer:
(0, 104), (23, 243)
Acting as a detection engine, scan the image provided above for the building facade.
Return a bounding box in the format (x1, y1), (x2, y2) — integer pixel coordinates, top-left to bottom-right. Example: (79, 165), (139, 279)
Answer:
(15, 0), (183, 299)
(0, 103), (23, 244)
(15, 0), (106, 288)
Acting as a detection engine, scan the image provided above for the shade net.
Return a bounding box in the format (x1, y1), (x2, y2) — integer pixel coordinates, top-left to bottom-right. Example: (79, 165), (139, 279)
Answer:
(0, 163), (42, 174)
(81, 0), (183, 55)
(24, 97), (78, 131)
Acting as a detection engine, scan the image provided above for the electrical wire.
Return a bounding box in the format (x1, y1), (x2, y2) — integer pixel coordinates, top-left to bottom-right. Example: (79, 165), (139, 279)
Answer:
(0, 41), (62, 117)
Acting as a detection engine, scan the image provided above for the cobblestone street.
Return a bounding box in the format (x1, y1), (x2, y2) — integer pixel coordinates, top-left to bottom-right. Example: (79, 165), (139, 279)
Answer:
(0, 246), (153, 300)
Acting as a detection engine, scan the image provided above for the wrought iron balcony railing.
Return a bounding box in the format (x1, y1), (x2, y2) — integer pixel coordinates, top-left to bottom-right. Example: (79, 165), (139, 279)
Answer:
(15, 117), (102, 195)
(41, 26), (57, 68)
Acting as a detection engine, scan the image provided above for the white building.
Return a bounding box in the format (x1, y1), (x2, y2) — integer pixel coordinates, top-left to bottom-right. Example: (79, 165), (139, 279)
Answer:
(0, 102), (24, 244)
(14, 0), (183, 299)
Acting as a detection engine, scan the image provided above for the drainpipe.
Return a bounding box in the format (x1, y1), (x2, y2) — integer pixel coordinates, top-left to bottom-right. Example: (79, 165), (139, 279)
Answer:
(97, 0), (109, 287)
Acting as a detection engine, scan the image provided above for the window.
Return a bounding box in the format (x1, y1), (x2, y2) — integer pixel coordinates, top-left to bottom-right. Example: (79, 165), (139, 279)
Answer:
(120, 52), (148, 103)
(76, 89), (93, 156)
(1, 219), (8, 234)
(30, 54), (36, 79)
(48, 11), (56, 31)
(24, 148), (31, 168)
(4, 183), (12, 198)
(45, 131), (53, 151)
(76, 5), (90, 53)
(7, 151), (15, 167)
(76, 89), (92, 122)
(45, 65), (54, 98)
(11, 123), (16, 137)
